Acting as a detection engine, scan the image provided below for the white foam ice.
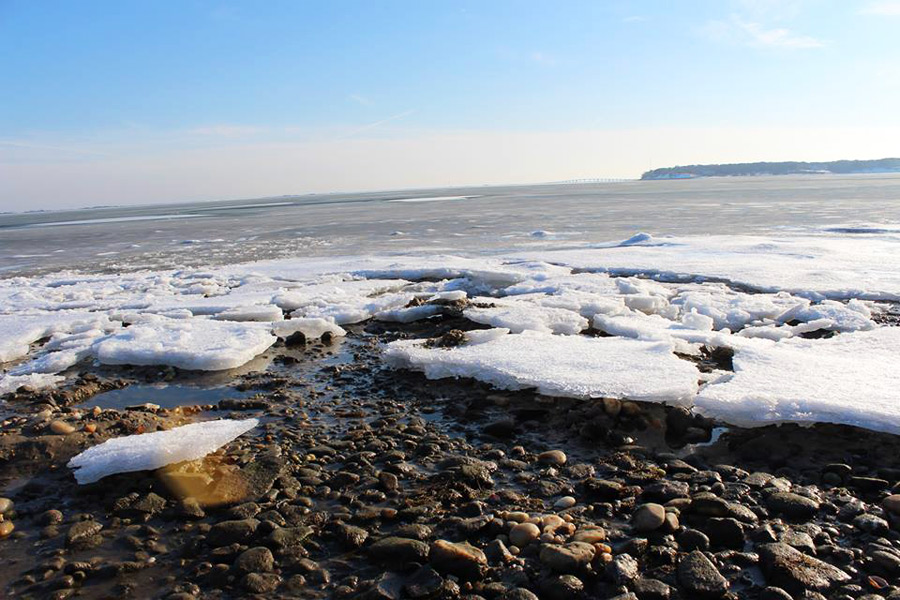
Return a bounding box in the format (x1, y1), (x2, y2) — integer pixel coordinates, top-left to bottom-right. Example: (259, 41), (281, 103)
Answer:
(93, 316), (276, 371)
(67, 418), (259, 484)
(385, 329), (700, 404)
(696, 327), (900, 434)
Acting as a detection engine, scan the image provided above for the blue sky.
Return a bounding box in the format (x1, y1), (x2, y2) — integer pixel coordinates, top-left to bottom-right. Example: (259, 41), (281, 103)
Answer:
(2, 0), (900, 209)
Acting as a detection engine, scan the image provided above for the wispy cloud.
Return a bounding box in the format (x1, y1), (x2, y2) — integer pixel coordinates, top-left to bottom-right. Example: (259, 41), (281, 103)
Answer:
(704, 15), (825, 49)
(338, 109), (416, 140)
(859, 1), (900, 15)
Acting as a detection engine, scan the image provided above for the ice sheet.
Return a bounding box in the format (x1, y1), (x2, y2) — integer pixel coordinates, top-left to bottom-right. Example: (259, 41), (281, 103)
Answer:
(385, 330), (700, 404)
(93, 317), (276, 371)
(696, 328), (900, 433)
(67, 418), (259, 484)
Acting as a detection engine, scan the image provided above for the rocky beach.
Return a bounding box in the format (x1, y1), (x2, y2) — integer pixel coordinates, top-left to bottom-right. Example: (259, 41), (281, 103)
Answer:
(1, 309), (900, 600)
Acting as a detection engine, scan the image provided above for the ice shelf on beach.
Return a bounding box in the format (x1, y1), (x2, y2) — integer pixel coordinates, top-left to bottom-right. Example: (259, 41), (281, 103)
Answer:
(67, 418), (259, 484)
(696, 327), (900, 433)
(94, 317), (277, 371)
(3, 229), (900, 434)
(385, 329), (701, 404)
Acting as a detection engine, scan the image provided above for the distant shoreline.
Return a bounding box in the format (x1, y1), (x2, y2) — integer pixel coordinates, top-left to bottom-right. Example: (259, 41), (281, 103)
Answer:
(642, 158), (900, 180)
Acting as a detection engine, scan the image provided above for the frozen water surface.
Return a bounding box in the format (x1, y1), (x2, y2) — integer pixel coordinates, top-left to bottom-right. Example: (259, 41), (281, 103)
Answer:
(3, 176), (900, 433)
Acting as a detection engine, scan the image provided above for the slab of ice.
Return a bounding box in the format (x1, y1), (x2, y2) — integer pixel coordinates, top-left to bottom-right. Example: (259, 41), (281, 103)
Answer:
(272, 318), (346, 340)
(385, 330), (699, 404)
(93, 317), (276, 371)
(0, 313), (115, 363)
(465, 301), (588, 335)
(697, 327), (900, 433)
(213, 304), (284, 322)
(67, 418), (259, 484)
(375, 304), (444, 323)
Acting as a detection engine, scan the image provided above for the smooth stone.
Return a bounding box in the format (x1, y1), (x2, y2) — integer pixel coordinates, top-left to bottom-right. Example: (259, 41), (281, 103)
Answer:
(538, 450), (567, 466)
(509, 522), (541, 547)
(758, 543), (851, 594)
(428, 540), (487, 579)
(207, 518), (259, 547)
(0, 521), (14, 538)
(633, 577), (672, 600)
(632, 503), (667, 532)
(369, 536), (430, 565)
(677, 550), (729, 597)
(572, 527), (606, 543)
(554, 496), (576, 510)
(882, 494), (900, 516)
(234, 547), (274, 574)
(50, 420), (76, 435)
(766, 492), (820, 520)
(540, 574), (584, 600)
(241, 572), (280, 593)
(539, 542), (596, 573)
(0, 498), (13, 514)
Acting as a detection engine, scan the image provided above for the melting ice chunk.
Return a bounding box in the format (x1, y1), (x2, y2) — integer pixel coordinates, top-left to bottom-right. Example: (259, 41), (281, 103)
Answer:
(697, 327), (900, 433)
(67, 418), (259, 484)
(385, 329), (699, 404)
(93, 317), (276, 371)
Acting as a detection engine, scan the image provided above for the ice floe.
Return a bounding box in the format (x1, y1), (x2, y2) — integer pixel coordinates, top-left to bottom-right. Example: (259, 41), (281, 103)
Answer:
(385, 329), (700, 404)
(696, 327), (900, 434)
(94, 317), (276, 371)
(68, 418), (259, 484)
(2, 229), (900, 434)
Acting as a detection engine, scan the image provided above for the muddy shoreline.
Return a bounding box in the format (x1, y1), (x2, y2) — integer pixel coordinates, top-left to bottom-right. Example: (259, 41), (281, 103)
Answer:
(1, 318), (900, 599)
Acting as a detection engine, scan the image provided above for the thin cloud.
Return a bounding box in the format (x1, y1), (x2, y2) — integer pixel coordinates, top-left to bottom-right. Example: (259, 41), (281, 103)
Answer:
(338, 109), (416, 140)
(859, 1), (900, 15)
(704, 15), (825, 49)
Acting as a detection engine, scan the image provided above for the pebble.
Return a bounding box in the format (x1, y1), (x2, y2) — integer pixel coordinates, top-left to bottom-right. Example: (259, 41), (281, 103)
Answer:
(553, 496), (576, 510)
(758, 542), (851, 595)
(509, 522), (541, 547)
(539, 542), (595, 573)
(766, 492), (820, 520)
(538, 450), (567, 466)
(881, 494), (900, 516)
(632, 503), (667, 532)
(607, 553), (639, 584)
(50, 421), (76, 435)
(234, 547), (274, 574)
(540, 574), (584, 600)
(369, 536), (430, 565)
(428, 539), (487, 579)
(677, 550), (729, 597)
(0, 521), (14, 538)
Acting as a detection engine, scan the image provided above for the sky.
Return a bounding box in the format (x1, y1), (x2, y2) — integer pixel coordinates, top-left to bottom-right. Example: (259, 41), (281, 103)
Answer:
(2, 0), (900, 211)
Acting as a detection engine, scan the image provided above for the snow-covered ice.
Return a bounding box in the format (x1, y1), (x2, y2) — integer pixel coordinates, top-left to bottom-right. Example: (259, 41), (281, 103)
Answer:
(67, 418), (259, 484)
(385, 330), (700, 404)
(3, 229), (900, 434)
(696, 327), (900, 433)
(94, 317), (276, 371)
